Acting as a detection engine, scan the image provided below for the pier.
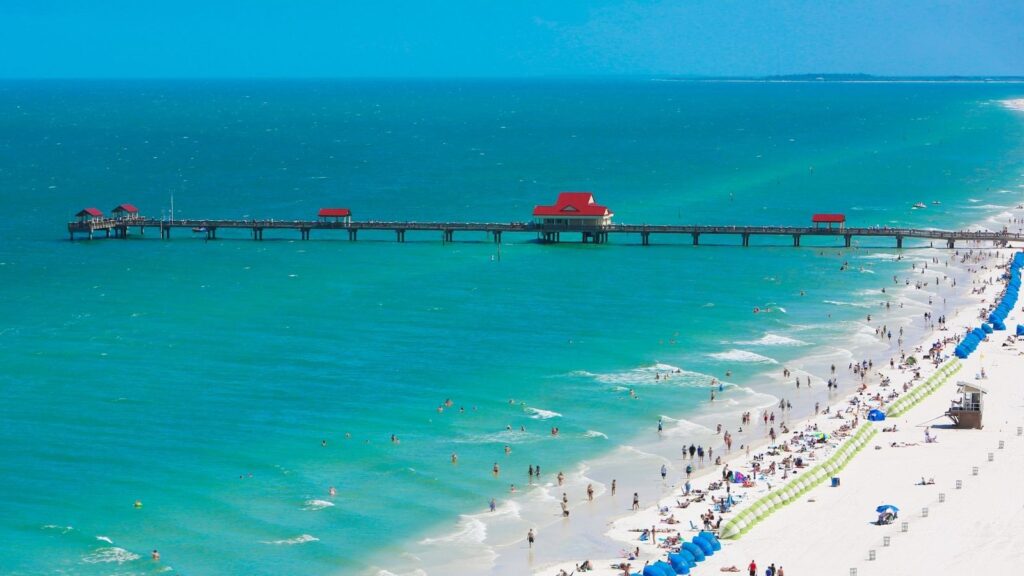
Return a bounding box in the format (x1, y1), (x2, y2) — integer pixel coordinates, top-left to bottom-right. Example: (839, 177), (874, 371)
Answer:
(67, 194), (1022, 248)
(67, 217), (1022, 249)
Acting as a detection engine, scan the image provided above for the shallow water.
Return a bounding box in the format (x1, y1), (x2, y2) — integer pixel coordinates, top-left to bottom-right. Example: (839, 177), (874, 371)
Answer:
(1, 79), (1023, 575)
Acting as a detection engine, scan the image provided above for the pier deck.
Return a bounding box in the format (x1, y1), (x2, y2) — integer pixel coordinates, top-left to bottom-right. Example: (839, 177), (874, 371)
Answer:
(68, 217), (1022, 248)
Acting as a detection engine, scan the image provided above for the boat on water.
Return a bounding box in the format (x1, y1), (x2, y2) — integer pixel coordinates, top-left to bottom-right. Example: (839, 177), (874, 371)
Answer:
(192, 226), (207, 233)
(912, 202), (927, 209)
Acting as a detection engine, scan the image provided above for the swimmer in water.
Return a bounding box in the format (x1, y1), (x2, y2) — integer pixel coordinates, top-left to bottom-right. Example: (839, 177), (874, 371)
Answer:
(329, 486), (337, 497)
(493, 462), (500, 476)
(451, 452), (458, 464)
(151, 550), (160, 561)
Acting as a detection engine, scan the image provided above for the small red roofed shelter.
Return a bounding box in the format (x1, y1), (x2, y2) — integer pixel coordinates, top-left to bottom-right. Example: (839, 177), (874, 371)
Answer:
(76, 207), (104, 221)
(532, 192), (613, 226)
(812, 213), (846, 230)
(318, 208), (351, 224)
(111, 203), (140, 219)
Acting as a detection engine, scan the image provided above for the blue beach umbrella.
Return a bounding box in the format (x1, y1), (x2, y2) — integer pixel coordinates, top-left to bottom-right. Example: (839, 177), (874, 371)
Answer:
(876, 504), (899, 514)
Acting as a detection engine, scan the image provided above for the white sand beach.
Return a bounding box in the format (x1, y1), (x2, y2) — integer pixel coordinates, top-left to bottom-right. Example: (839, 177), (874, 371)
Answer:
(529, 246), (1024, 576)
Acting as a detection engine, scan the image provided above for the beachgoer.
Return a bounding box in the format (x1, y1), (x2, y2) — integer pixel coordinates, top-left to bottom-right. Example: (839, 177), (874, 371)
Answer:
(527, 528), (535, 548)
(661, 464), (668, 480)
(152, 550), (160, 561)
(328, 486), (337, 497)
(611, 479), (617, 495)
(632, 492), (640, 511)
(451, 452), (458, 464)
(587, 483), (594, 501)
(493, 462), (500, 476)
(748, 560), (757, 576)
(558, 471), (565, 486)
(490, 498), (496, 511)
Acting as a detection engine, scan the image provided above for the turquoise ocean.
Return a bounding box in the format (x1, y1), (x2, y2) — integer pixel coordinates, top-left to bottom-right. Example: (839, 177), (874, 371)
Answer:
(1, 79), (1024, 575)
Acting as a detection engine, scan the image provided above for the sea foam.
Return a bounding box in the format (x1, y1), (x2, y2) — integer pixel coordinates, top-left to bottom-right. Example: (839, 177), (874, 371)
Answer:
(418, 516), (487, 545)
(707, 349), (778, 363)
(81, 547), (140, 564)
(735, 333), (809, 346)
(302, 499), (335, 511)
(263, 534), (319, 545)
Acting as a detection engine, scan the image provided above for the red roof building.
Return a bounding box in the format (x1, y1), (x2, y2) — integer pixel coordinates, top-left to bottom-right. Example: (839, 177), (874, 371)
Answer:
(812, 213), (846, 229)
(318, 208), (352, 223)
(532, 192), (614, 226)
(111, 203), (140, 218)
(76, 207), (104, 221)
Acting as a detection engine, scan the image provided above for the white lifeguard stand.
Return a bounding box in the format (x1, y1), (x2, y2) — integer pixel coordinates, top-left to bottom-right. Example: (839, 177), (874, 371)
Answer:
(947, 381), (986, 429)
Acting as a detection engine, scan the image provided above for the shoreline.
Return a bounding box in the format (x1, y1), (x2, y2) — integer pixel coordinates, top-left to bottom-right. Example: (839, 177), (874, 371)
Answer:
(370, 199), (1024, 576)
(527, 243), (1023, 576)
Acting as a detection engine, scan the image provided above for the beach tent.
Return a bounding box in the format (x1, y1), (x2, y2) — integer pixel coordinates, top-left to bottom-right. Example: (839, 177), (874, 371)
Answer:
(692, 535), (714, 555)
(681, 541), (705, 562)
(867, 409), (886, 421)
(669, 554), (692, 574)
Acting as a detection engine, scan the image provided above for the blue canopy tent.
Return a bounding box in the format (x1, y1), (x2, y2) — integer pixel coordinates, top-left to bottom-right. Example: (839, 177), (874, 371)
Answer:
(867, 409), (886, 421)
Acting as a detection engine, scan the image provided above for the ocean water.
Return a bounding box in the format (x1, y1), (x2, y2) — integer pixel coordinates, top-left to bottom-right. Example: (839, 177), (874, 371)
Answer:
(1, 79), (1023, 575)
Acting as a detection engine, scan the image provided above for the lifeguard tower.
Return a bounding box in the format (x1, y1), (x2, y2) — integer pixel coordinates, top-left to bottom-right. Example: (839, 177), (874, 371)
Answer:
(946, 382), (986, 429)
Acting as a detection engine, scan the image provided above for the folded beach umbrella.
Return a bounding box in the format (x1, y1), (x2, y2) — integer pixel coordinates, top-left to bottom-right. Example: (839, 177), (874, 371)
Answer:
(1017, 324), (1024, 336)
(982, 323), (993, 333)
(993, 321), (1006, 331)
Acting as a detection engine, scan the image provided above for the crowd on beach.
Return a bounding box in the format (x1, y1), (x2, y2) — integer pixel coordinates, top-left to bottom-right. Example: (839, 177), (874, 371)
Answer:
(518, 245), (1022, 576)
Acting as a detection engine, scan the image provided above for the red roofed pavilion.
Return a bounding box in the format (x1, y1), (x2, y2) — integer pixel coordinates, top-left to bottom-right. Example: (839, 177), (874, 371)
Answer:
(76, 207), (104, 221)
(812, 213), (846, 230)
(532, 192), (613, 226)
(318, 208), (352, 224)
(111, 203), (140, 219)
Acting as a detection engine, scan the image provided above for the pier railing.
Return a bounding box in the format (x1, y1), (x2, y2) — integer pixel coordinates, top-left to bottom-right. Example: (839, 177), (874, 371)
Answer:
(67, 217), (1024, 247)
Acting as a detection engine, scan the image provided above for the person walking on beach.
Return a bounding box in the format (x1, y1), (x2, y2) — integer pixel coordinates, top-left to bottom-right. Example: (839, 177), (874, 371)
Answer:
(748, 560), (757, 576)
(490, 498), (496, 512)
(587, 483), (594, 501)
(527, 528), (535, 548)
(632, 492), (640, 511)
(660, 464), (668, 480)
(611, 479), (616, 495)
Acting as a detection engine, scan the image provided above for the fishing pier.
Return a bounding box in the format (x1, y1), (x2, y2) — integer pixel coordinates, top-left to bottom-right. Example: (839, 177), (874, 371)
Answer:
(68, 195), (1022, 249)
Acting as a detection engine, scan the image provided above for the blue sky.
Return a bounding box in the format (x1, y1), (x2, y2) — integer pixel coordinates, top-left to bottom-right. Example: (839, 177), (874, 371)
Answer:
(1, 0), (1022, 77)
